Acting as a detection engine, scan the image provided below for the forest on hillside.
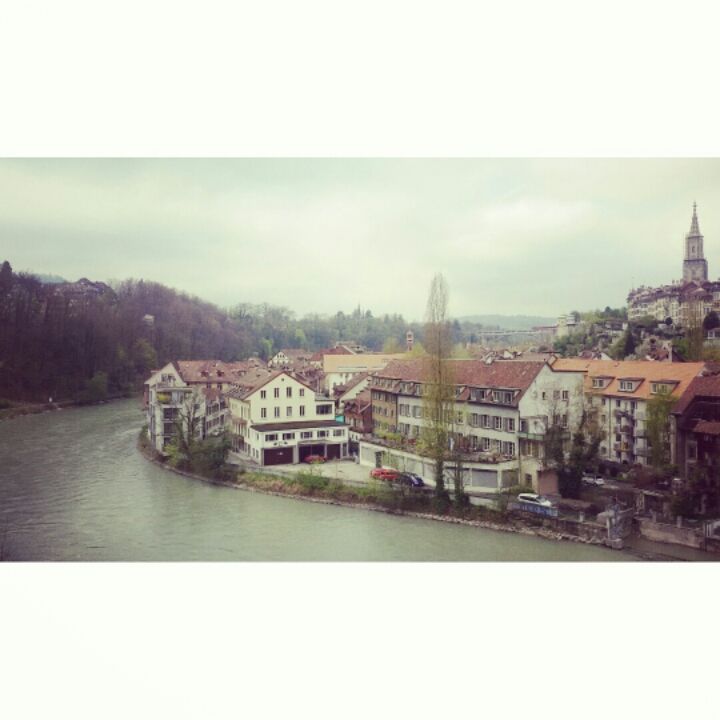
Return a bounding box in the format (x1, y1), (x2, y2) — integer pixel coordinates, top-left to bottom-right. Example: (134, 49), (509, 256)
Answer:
(0, 261), (425, 402)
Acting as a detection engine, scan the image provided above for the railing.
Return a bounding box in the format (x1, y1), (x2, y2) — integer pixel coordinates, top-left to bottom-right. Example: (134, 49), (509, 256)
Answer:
(517, 431), (546, 441)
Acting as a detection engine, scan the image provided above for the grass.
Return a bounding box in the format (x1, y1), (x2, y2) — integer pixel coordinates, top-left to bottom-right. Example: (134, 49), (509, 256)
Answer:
(233, 467), (513, 524)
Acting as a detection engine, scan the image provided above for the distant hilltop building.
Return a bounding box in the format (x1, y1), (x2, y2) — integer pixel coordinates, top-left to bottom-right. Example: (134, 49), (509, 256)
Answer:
(683, 202), (708, 283)
(627, 203), (720, 325)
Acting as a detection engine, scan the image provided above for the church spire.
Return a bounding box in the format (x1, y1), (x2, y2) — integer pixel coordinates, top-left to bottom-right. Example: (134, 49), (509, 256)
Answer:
(689, 201), (701, 236)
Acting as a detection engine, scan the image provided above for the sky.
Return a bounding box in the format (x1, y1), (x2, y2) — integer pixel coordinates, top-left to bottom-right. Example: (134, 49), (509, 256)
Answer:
(1, 158), (719, 321)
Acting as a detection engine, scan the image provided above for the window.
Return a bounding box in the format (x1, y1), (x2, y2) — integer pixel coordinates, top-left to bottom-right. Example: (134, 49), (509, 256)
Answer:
(286, 387), (292, 398)
(619, 380), (634, 392)
(317, 430), (328, 438)
(265, 433), (278, 441)
(274, 387), (280, 398)
(274, 407), (280, 418)
(553, 390), (560, 400)
(299, 388), (305, 397)
(333, 429), (344, 437)
(261, 408), (267, 419)
(456, 411), (464, 424)
(282, 432), (295, 440)
(482, 437), (491, 451)
(301, 431), (313, 439)
(505, 418), (515, 432)
(493, 416), (502, 430)
(300, 405), (305, 417)
(562, 390), (569, 400)
(541, 391), (547, 400)
(286, 407), (292, 417)
(317, 404), (332, 415)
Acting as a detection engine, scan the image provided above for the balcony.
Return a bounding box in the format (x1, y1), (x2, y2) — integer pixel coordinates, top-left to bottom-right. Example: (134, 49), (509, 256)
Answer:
(517, 430), (546, 442)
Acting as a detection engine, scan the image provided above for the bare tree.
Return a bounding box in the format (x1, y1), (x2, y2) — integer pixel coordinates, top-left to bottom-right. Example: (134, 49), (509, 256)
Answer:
(421, 274), (455, 502)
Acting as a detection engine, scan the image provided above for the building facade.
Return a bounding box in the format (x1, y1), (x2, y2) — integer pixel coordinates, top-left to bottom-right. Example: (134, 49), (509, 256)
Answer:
(227, 370), (348, 465)
(363, 358), (586, 494)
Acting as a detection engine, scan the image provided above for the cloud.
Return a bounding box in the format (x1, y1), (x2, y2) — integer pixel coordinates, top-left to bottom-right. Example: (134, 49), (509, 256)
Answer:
(1, 159), (719, 320)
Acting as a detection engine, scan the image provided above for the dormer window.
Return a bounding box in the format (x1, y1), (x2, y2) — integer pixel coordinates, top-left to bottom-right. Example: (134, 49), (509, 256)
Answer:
(619, 380), (634, 392)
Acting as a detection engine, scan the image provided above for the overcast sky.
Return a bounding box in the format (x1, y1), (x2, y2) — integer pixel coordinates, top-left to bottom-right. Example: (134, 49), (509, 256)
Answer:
(1, 158), (718, 321)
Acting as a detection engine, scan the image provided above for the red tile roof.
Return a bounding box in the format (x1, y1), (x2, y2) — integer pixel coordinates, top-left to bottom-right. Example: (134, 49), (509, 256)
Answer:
(693, 420), (720, 436)
(671, 374), (720, 415)
(553, 358), (705, 401)
(372, 358), (545, 399)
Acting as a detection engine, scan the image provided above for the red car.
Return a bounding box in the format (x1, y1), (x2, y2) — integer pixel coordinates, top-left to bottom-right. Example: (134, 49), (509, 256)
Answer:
(370, 467), (400, 481)
(304, 454), (326, 464)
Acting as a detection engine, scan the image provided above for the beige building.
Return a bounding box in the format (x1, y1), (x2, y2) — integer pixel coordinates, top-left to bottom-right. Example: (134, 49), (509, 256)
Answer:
(553, 358), (706, 466)
(323, 352), (405, 394)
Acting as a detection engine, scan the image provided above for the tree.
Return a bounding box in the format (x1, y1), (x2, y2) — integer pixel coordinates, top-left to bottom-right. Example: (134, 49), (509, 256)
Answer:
(703, 310), (720, 333)
(543, 403), (602, 499)
(167, 390), (204, 470)
(382, 337), (403, 353)
(448, 412), (469, 508)
(131, 338), (158, 376)
(622, 329), (636, 358)
(684, 301), (705, 361)
(77, 371), (109, 404)
(646, 386), (675, 471)
(421, 274), (454, 504)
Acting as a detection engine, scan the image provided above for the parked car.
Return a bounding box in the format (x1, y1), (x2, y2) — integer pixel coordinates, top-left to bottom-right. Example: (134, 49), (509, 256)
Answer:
(370, 467), (400, 481)
(582, 476), (605, 487)
(517, 493), (554, 507)
(398, 472), (425, 488)
(304, 455), (326, 464)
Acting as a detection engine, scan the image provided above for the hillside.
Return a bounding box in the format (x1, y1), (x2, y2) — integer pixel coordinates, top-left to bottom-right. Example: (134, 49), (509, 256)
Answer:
(456, 314), (556, 331)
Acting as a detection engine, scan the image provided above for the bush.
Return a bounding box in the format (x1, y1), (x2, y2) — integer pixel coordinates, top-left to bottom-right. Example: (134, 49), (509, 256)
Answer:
(0, 399), (11, 409)
(296, 471), (329, 492)
(670, 492), (696, 519)
(76, 371), (109, 404)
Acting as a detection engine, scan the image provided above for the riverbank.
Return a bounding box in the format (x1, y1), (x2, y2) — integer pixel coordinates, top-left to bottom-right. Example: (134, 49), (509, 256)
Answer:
(0, 393), (136, 421)
(137, 434), (678, 559)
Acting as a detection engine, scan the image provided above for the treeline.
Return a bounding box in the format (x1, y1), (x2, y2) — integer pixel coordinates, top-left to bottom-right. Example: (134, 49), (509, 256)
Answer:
(0, 261), (421, 402)
(0, 263), (252, 401)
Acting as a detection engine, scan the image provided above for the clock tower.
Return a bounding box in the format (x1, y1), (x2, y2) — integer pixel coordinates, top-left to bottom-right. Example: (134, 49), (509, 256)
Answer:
(682, 202), (708, 283)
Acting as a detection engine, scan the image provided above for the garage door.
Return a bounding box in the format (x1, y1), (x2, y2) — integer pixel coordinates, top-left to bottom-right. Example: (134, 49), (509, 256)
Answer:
(263, 447), (294, 466)
(299, 444), (326, 462)
(326, 444), (341, 460)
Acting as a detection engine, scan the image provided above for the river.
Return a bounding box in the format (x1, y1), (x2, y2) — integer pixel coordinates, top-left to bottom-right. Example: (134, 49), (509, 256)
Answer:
(0, 398), (708, 561)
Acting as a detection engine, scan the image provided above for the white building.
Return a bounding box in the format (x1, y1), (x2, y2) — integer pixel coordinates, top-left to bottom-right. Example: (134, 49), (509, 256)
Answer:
(363, 358), (586, 494)
(227, 370), (349, 465)
(145, 362), (228, 453)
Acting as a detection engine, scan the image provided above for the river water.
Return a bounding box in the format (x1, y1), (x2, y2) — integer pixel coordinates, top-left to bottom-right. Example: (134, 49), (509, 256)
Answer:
(0, 399), (706, 561)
